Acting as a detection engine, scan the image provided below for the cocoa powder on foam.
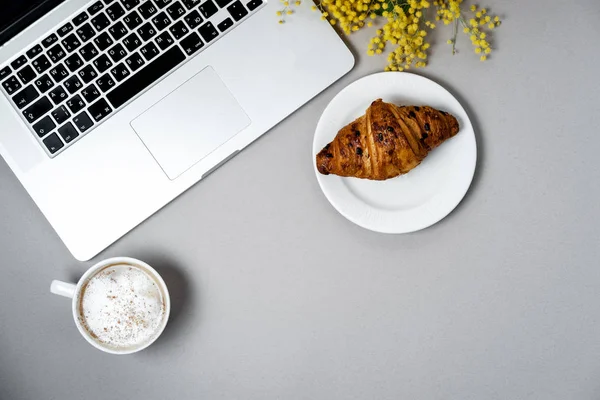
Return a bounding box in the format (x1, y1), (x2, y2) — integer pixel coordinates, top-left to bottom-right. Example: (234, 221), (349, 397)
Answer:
(78, 264), (165, 350)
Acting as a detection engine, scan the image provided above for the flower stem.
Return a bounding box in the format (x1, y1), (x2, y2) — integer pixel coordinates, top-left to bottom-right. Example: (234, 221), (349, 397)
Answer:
(452, 17), (458, 54)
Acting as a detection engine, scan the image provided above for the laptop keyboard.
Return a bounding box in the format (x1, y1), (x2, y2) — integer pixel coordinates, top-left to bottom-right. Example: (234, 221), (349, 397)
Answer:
(0, 0), (265, 157)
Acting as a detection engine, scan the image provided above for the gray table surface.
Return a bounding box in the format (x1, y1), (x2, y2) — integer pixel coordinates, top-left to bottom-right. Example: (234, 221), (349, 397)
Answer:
(2, 1), (600, 399)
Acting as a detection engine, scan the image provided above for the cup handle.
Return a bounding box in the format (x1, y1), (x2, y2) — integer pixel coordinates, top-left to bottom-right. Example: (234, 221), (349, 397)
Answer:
(50, 280), (77, 299)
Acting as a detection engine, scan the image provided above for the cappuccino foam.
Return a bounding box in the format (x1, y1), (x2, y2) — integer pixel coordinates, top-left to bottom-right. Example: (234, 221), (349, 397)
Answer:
(78, 264), (165, 350)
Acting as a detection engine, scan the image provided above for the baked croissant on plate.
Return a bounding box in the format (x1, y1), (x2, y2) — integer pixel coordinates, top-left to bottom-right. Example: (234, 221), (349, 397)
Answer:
(316, 99), (460, 180)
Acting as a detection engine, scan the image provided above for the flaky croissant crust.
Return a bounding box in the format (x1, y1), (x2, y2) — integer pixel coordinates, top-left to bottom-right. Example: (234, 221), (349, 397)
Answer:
(316, 99), (459, 180)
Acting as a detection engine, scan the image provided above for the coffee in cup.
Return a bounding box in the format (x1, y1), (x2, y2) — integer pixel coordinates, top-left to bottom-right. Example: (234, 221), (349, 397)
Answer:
(51, 257), (170, 354)
(78, 263), (167, 350)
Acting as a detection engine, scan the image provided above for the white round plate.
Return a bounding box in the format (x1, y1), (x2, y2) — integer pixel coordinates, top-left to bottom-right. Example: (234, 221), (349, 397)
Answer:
(313, 72), (476, 233)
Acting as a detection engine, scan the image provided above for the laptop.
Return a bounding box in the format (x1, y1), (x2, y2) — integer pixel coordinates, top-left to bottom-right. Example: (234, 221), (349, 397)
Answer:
(0, 0), (354, 260)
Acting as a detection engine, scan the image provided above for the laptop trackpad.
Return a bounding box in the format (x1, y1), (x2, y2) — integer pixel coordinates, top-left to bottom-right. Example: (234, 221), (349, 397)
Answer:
(131, 67), (251, 180)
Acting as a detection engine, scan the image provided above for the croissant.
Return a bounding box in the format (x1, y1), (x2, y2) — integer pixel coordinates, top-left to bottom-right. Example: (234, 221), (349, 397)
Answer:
(316, 99), (460, 180)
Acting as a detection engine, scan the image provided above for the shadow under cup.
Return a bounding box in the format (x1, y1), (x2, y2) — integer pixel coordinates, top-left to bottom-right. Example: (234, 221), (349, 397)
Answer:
(73, 259), (171, 355)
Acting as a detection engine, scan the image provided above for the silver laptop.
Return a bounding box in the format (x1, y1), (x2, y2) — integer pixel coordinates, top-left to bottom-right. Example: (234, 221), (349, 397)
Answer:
(0, 0), (353, 260)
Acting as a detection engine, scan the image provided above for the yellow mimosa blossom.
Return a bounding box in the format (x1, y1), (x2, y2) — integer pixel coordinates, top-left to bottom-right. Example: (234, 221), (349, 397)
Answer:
(278, 0), (501, 69)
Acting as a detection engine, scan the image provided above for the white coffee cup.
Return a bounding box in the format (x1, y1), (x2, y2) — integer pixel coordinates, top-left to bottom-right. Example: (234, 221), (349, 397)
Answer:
(51, 257), (171, 355)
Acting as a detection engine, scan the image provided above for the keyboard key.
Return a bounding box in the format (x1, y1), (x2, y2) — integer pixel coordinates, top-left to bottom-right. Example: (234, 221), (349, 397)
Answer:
(61, 34), (82, 52)
(64, 75), (83, 93)
(107, 45), (185, 108)
(94, 54), (113, 72)
(140, 42), (159, 61)
(180, 32), (203, 55)
(246, 0), (262, 10)
(106, 2), (126, 20)
(43, 133), (64, 154)
(227, 1), (248, 21)
(42, 33), (59, 48)
(78, 65), (98, 83)
(73, 111), (94, 133)
(108, 43), (127, 62)
(169, 21), (188, 40)
(94, 32), (114, 51)
(155, 31), (174, 50)
(104, 0), (116, 4)
(155, 0), (173, 8)
(125, 52), (145, 71)
(76, 23), (96, 42)
(123, 33), (142, 51)
(122, 0), (141, 10)
(58, 23), (74, 37)
(23, 96), (52, 123)
(167, 2), (186, 20)
(34, 74), (55, 93)
(0, 66), (11, 81)
(58, 122), (79, 143)
(139, 1), (158, 19)
(12, 84), (39, 109)
(123, 11), (143, 29)
(91, 13), (111, 31)
(182, 0), (201, 9)
(109, 21), (129, 40)
(26, 44), (44, 59)
(17, 66), (37, 84)
(79, 42), (99, 61)
(49, 64), (70, 82)
(64, 53), (84, 72)
(88, 1), (105, 15)
(11, 56), (28, 70)
(88, 98), (112, 121)
(110, 62), (131, 81)
(184, 11), (203, 29)
(49, 86), (68, 104)
(66, 94), (86, 114)
(217, 17), (233, 32)
(32, 54), (52, 73)
(2, 76), (22, 94)
(73, 12), (89, 26)
(152, 12), (172, 31)
(96, 74), (116, 92)
(199, 0), (218, 18)
(138, 22), (157, 40)
(81, 84), (101, 102)
(216, 0), (233, 7)
(198, 21), (218, 42)
(47, 44), (67, 63)
(33, 115), (56, 137)
(51, 105), (71, 124)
